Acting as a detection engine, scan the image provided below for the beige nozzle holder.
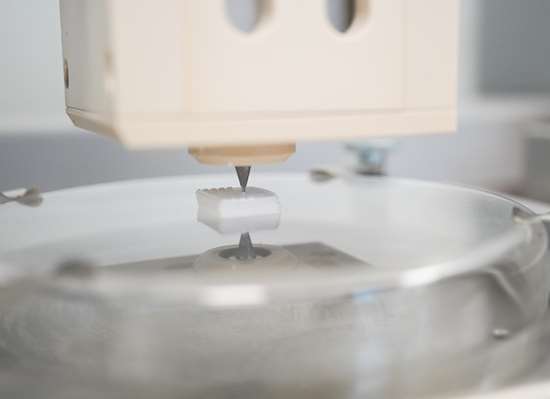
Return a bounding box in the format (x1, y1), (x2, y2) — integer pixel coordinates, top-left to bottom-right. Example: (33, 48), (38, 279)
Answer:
(189, 144), (296, 166)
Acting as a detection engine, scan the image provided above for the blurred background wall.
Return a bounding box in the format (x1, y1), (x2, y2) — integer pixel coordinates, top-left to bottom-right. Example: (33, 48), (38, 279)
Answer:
(1, 0), (550, 197)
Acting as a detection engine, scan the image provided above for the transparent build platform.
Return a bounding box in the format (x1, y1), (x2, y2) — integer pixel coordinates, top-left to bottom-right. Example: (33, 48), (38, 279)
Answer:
(0, 173), (549, 399)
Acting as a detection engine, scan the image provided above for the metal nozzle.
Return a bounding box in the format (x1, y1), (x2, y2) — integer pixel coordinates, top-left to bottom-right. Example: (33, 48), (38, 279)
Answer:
(235, 166), (251, 192)
(235, 166), (255, 260)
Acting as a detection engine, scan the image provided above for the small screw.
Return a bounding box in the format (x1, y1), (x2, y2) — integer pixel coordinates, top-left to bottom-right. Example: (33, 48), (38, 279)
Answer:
(310, 169), (337, 183)
(56, 260), (95, 279)
(63, 59), (70, 89)
(492, 328), (510, 340)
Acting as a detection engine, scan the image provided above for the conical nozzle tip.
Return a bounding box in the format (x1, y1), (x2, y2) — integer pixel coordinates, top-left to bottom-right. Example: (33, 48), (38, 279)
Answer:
(237, 232), (255, 261)
(235, 166), (252, 192)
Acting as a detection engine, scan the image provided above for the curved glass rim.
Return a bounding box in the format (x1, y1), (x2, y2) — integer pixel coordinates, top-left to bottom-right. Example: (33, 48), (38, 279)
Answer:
(0, 175), (547, 308)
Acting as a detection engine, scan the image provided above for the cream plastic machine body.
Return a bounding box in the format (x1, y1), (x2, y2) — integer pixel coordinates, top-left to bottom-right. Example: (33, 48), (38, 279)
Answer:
(59, 0), (458, 163)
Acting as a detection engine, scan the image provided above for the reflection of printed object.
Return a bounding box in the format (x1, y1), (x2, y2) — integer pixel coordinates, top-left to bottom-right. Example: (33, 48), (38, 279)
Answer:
(196, 187), (280, 234)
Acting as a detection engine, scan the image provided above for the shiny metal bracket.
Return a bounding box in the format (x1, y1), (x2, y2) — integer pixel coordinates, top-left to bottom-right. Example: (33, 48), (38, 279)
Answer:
(0, 188), (43, 208)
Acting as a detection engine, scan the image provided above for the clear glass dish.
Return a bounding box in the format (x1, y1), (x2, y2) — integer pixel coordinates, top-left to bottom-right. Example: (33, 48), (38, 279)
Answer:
(0, 174), (548, 398)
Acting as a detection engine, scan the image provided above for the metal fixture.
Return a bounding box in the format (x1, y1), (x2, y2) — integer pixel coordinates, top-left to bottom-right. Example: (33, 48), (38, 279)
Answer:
(346, 140), (396, 176)
(0, 188), (43, 207)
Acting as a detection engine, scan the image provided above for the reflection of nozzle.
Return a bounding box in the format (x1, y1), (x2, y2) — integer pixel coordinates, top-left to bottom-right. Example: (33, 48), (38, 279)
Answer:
(238, 232), (255, 261)
(196, 187), (280, 235)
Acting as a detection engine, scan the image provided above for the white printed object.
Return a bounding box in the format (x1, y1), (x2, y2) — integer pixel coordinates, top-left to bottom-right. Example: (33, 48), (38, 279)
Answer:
(196, 187), (281, 234)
